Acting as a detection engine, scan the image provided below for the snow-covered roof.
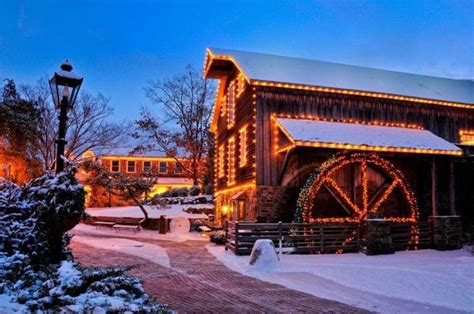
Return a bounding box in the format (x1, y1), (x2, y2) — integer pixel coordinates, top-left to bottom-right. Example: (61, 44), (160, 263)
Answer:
(207, 48), (474, 105)
(276, 118), (462, 155)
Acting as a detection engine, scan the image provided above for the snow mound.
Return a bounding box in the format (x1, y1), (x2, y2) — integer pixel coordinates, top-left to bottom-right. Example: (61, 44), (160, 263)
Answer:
(249, 239), (279, 270)
(169, 217), (191, 234)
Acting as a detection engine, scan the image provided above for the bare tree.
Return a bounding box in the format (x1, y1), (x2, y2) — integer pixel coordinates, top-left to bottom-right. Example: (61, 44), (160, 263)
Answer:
(134, 65), (215, 185)
(82, 160), (153, 222)
(20, 77), (128, 171)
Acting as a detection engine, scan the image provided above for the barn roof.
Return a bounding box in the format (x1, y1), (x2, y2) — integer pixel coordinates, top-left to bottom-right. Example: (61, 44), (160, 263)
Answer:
(275, 118), (462, 156)
(206, 48), (474, 105)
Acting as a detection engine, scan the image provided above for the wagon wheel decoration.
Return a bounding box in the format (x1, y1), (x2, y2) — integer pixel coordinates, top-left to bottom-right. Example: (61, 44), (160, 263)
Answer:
(295, 153), (419, 224)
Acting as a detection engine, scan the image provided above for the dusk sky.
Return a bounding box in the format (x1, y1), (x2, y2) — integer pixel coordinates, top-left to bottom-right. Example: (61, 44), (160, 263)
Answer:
(1, 0), (473, 122)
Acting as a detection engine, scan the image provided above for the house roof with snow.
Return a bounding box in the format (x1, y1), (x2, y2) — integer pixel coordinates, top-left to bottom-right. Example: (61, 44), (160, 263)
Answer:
(205, 48), (474, 105)
(274, 117), (462, 156)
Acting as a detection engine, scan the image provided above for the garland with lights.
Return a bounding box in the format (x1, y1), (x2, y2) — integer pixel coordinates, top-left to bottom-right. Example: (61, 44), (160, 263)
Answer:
(294, 152), (419, 224)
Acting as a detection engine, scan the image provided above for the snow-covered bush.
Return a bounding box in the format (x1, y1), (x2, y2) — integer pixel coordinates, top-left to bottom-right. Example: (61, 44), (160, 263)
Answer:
(0, 254), (169, 313)
(0, 168), (171, 312)
(189, 185), (200, 196)
(0, 166), (84, 264)
(170, 187), (189, 197)
(209, 230), (226, 245)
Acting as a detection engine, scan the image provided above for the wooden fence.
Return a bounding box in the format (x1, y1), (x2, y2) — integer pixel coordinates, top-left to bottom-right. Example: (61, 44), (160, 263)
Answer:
(225, 221), (359, 255)
(390, 222), (432, 250)
(225, 221), (432, 255)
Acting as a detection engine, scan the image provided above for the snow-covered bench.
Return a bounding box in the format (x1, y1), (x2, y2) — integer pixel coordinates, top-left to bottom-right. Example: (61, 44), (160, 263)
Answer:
(198, 225), (212, 232)
(94, 221), (116, 228)
(112, 218), (145, 233)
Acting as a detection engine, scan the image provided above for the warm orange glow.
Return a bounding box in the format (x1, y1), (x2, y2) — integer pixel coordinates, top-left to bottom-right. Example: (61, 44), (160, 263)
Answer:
(214, 181), (256, 197)
(460, 130), (474, 145)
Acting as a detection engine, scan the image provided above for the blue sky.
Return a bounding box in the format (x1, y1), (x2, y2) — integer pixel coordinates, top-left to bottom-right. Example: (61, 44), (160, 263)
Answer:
(1, 0), (473, 122)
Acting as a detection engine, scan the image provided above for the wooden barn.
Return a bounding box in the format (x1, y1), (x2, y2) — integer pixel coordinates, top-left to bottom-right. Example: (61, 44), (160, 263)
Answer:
(204, 48), (474, 252)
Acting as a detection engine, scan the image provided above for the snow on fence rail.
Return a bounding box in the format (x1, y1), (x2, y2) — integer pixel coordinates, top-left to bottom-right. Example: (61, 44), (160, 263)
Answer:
(225, 221), (432, 255)
(225, 221), (359, 255)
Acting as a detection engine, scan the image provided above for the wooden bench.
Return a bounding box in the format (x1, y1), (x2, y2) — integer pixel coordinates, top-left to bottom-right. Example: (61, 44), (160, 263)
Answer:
(94, 221), (116, 229)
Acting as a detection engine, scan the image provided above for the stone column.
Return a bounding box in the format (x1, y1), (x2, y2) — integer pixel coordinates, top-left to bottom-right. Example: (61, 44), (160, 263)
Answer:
(430, 216), (463, 250)
(361, 217), (395, 255)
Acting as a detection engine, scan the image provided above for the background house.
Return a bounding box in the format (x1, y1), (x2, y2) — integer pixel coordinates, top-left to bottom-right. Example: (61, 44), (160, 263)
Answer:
(79, 148), (193, 207)
(204, 48), (474, 232)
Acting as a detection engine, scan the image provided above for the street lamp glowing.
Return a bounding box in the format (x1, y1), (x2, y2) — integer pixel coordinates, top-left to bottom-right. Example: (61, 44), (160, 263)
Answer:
(49, 60), (84, 173)
(49, 60), (83, 110)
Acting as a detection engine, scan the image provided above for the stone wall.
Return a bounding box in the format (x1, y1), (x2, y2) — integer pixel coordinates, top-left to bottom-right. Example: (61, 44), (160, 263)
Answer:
(360, 219), (395, 255)
(255, 186), (298, 222)
(430, 216), (463, 250)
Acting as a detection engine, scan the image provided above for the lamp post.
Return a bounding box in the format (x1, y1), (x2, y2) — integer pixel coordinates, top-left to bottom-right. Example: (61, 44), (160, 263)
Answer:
(49, 60), (83, 174)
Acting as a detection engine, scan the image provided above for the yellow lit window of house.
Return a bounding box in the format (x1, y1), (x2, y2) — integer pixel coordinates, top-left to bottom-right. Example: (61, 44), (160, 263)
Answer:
(227, 81), (235, 128)
(239, 126), (247, 167)
(460, 130), (474, 145)
(218, 144), (225, 178)
(228, 137), (235, 184)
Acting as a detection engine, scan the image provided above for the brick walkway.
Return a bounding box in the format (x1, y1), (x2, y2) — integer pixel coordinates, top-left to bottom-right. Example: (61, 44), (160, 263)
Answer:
(71, 234), (368, 313)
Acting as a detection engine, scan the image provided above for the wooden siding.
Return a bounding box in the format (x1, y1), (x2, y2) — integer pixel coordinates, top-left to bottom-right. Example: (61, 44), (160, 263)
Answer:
(256, 87), (474, 186)
(215, 73), (256, 191)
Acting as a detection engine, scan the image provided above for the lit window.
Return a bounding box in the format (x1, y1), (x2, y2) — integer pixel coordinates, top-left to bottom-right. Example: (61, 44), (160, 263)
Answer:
(220, 95), (227, 118)
(127, 161), (135, 173)
(228, 137), (235, 184)
(111, 160), (120, 172)
(143, 161), (152, 173)
(218, 145), (225, 178)
(239, 126), (247, 167)
(460, 130), (474, 145)
(236, 73), (246, 98)
(227, 81), (235, 128)
(175, 163), (182, 174)
(159, 161), (168, 174)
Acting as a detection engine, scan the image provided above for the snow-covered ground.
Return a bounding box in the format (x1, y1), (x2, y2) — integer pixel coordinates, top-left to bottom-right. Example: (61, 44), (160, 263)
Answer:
(86, 204), (213, 220)
(72, 235), (171, 268)
(208, 245), (474, 313)
(72, 223), (208, 243)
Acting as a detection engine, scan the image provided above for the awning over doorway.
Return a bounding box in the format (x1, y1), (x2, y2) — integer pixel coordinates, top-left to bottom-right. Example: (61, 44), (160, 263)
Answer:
(275, 118), (462, 156)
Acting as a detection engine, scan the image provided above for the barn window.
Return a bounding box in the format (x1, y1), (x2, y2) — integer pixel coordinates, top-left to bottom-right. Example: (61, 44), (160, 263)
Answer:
(239, 126), (247, 167)
(228, 137), (236, 184)
(460, 130), (474, 145)
(218, 144), (225, 178)
(159, 161), (168, 174)
(127, 161), (136, 173)
(220, 95), (227, 118)
(111, 160), (120, 172)
(236, 73), (246, 98)
(143, 161), (152, 173)
(227, 81), (235, 128)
